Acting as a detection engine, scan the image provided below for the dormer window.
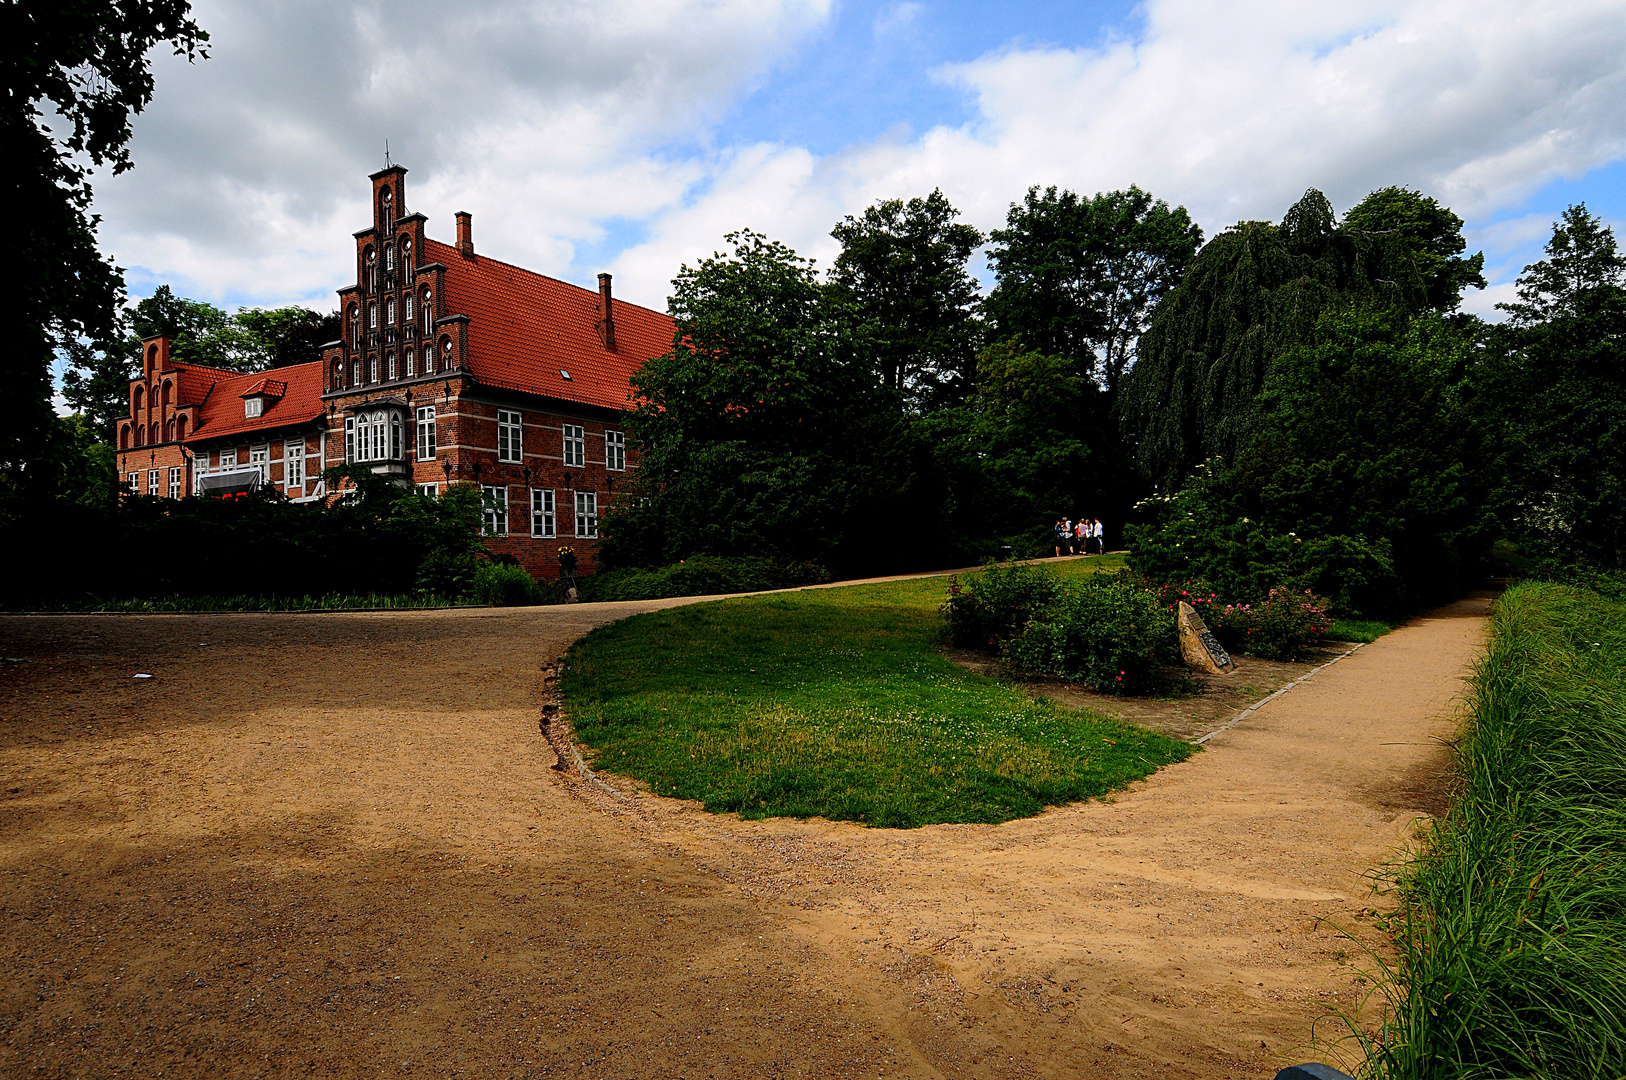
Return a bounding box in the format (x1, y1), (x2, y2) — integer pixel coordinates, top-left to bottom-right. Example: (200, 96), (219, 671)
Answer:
(245, 397), (263, 418)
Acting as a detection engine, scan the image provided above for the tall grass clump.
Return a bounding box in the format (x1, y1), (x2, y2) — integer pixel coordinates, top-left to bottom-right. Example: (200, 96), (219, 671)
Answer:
(1363, 581), (1626, 1078)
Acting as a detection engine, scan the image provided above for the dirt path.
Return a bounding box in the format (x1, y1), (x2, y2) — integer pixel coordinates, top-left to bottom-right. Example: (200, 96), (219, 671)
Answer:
(0, 591), (1486, 1078)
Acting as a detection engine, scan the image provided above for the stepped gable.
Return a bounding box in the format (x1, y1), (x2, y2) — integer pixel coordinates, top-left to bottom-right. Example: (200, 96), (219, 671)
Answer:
(182, 361), (326, 444)
(427, 238), (673, 411)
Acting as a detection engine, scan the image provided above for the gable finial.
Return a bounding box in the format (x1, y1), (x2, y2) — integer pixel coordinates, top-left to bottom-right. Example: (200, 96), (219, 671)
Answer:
(384, 139), (392, 168)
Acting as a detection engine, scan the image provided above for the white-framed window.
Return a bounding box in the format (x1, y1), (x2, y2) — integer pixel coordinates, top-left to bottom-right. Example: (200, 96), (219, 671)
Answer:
(350, 361), (360, 387)
(148, 469), (160, 496)
(249, 444), (269, 482)
(498, 409), (523, 463)
(605, 429), (625, 471)
(244, 397), (263, 418)
(391, 414), (402, 459)
(168, 467), (183, 500)
(530, 488), (555, 537)
(387, 352), (397, 380)
(441, 339), (453, 369)
(416, 405), (436, 460)
(285, 442), (305, 488)
(574, 490), (598, 538)
(404, 294), (414, 324)
(422, 289), (433, 332)
(128, 472), (139, 493)
(405, 349), (415, 378)
(482, 485), (509, 536)
(368, 355), (378, 383)
(562, 423), (585, 467)
(385, 240), (395, 271)
(345, 416), (356, 463)
(221, 449), (237, 468)
(421, 345), (432, 374)
(387, 296), (396, 325)
(368, 301), (378, 328)
(416, 483), (439, 498)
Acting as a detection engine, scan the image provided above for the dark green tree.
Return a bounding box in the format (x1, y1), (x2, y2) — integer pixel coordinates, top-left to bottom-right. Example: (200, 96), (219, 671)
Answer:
(1341, 186), (1486, 311)
(605, 230), (937, 574)
(1128, 308), (1497, 616)
(1482, 206), (1626, 566)
(828, 189), (984, 406)
(1497, 203), (1626, 325)
(3, 0), (207, 510)
(932, 339), (1125, 553)
(984, 185), (1202, 392)
(1119, 188), (1430, 491)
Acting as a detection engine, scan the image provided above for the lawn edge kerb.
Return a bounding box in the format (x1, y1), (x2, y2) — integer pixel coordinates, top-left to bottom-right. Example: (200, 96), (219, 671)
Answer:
(559, 563), (1197, 830)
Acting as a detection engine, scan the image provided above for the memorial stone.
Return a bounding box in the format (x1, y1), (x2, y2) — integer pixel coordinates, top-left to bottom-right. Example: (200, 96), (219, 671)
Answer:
(1178, 601), (1236, 674)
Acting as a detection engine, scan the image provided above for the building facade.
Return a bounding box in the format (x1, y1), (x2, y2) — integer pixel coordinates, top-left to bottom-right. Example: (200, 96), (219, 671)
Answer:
(114, 165), (671, 579)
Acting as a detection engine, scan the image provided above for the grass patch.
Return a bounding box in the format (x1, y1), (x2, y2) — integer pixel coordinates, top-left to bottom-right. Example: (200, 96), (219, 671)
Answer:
(561, 558), (1194, 828)
(1360, 581), (1626, 1075)
(21, 594), (463, 613)
(1326, 618), (1393, 643)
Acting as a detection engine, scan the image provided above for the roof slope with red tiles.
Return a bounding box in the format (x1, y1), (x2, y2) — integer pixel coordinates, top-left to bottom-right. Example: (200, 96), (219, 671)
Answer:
(427, 239), (674, 411)
(170, 361), (240, 407)
(182, 360), (326, 445)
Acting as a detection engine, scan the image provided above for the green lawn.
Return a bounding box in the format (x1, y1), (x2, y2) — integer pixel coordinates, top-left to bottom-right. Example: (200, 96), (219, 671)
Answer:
(1326, 618), (1394, 643)
(561, 554), (1196, 828)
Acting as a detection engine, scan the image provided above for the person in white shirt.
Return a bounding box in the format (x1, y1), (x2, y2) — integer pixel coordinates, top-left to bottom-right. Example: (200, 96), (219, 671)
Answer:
(1092, 518), (1105, 554)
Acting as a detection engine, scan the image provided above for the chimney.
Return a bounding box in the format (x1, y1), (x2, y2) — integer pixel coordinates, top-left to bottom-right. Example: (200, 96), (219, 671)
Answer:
(455, 211), (474, 259)
(597, 272), (616, 351)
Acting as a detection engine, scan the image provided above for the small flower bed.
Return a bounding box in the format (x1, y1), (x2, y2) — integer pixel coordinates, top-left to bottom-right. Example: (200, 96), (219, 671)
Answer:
(1156, 580), (1330, 661)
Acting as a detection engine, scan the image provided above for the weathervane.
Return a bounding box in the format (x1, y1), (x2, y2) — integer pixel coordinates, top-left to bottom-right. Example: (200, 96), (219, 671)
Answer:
(384, 140), (392, 168)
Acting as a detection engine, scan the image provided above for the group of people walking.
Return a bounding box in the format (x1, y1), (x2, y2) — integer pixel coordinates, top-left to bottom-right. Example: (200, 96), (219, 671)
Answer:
(1054, 517), (1106, 557)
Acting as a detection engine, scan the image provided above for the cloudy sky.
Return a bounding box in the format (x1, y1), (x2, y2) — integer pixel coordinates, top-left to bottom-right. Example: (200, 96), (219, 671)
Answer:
(94, 0), (1626, 324)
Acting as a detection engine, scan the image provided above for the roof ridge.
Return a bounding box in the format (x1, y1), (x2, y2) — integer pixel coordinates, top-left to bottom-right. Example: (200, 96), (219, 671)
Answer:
(422, 237), (666, 319)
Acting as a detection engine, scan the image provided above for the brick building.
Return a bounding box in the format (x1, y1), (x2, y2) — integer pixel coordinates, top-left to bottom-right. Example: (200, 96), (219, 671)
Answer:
(115, 165), (673, 579)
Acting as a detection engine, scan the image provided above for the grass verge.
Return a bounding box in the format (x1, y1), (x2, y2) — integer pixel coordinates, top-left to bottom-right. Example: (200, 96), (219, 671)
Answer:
(1327, 618), (1393, 643)
(562, 558), (1194, 828)
(1361, 581), (1626, 1076)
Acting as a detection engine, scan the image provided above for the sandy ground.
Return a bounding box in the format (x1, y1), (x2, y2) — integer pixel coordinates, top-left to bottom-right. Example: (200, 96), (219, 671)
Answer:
(0, 589), (1486, 1078)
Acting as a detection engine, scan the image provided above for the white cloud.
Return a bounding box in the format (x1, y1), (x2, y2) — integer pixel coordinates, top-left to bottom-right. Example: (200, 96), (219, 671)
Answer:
(601, 0), (1626, 307)
(97, 0), (831, 310)
(96, 0), (1626, 319)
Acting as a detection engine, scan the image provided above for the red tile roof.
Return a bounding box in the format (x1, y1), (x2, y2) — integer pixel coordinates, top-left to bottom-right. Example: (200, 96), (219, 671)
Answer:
(182, 361), (326, 445)
(427, 239), (673, 411)
(169, 361), (238, 407)
(240, 377), (288, 399)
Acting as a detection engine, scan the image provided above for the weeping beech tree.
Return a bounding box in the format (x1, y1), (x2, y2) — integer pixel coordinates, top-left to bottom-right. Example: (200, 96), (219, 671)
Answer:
(1119, 189), (1433, 491)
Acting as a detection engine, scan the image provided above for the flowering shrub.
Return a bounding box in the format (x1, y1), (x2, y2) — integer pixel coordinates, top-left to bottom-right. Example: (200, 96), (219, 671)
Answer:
(1001, 575), (1176, 693)
(940, 561), (1061, 650)
(1154, 578), (1330, 660)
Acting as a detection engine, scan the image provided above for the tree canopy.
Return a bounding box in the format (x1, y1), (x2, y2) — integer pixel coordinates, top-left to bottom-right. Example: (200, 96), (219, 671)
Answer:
(605, 231), (938, 574)
(1118, 188), (1435, 491)
(984, 185), (1202, 392)
(828, 189), (984, 407)
(1482, 206), (1626, 567)
(1341, 186), (1486, 312)
(3, 0), (207, 511)
(1497, 203), (1626, 325)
